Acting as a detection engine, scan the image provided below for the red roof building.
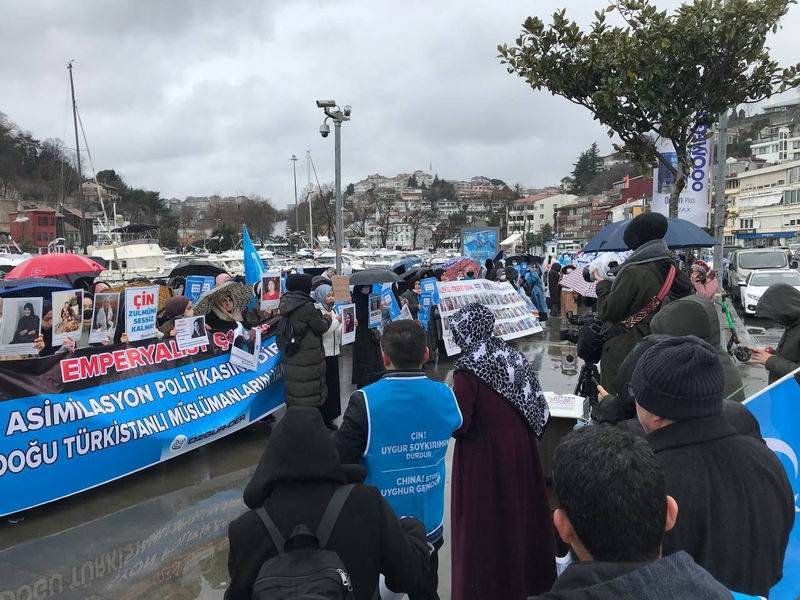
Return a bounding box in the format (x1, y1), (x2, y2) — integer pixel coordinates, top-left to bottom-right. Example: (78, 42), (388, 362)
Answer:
(8, 207), (61, 249)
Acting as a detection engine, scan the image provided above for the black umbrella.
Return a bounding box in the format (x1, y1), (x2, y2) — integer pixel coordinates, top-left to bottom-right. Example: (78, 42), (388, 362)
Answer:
(168, 260), (227, 279)
(349, 268), (401, 286)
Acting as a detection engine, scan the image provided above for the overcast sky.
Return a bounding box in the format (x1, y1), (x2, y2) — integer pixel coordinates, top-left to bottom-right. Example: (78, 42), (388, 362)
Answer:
(1, 1), (798, 207)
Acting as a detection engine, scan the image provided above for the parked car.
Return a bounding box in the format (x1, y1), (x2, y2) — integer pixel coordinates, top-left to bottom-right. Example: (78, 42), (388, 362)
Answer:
(739, 269), (800, 315)
(727, 248), (790, 301)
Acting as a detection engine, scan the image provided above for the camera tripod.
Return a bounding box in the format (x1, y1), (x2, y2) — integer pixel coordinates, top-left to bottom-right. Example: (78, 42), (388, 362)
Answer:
(574, 361), (601, 413)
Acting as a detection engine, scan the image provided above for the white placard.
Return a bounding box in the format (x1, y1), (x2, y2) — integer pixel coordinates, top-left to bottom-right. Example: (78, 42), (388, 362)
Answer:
(175, 315), (209, 351)
(230, 327), (261, 371)
(437, 280), (543, 356)
(0, 297), (43, 356)
(89, 292), (120, 345)
(338, 303), (356, 346)
(260, 270), (282, 311)
(51, 289), (83, 347)
(124, 286), (160, 342)
(543, 392), (587, 420)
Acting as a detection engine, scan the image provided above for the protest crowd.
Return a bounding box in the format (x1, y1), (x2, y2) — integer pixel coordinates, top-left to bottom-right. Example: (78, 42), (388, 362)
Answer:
(0, 212), (798, 599)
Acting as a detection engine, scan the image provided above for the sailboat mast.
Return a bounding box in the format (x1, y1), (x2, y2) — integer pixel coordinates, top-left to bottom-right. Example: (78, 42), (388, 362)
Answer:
(67, 61), (85, 250)
(307, 150), (313, 249)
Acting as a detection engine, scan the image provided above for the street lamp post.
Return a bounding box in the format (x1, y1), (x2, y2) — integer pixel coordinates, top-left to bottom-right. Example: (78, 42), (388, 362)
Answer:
(316, 100), (351, 273)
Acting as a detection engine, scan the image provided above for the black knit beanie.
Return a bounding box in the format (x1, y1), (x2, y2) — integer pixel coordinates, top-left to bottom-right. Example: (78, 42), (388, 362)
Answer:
(623, 212), (668, 250)
(286, 273), (313, 294)
(630, 335), (724, 421)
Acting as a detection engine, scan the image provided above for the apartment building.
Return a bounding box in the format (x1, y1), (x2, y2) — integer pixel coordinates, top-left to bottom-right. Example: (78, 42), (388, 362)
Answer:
(508, 191), (577, 233)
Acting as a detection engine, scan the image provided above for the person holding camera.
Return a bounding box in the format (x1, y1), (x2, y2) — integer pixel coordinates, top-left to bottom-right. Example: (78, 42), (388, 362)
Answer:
(690, 260), (719, 300)
(594, 213), (692, 394)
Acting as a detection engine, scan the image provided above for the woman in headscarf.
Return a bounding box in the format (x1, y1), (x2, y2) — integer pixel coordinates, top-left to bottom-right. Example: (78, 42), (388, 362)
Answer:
(546, 262), (562, 316)
(400, 278), (422, 319)
(449, 304), (555, 600)
(205, 289), (243, 332)
(157, 295), (193, 337)
(351, 284), (384, 388)
(313, 283), (344, 429)
(12, 302), (40, 344)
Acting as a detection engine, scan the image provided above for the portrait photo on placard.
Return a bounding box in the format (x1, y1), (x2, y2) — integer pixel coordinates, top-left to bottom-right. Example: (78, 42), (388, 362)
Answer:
(89, 292), (120, 344)
(175, 315), (208, 351)
(52, 289), (84, 346)
(0, 297), (43, 356)
(260, 271), (282, 310)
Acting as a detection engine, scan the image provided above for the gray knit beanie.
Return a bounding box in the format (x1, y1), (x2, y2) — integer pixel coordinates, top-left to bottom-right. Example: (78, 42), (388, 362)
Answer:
(630, 335), (724, 421)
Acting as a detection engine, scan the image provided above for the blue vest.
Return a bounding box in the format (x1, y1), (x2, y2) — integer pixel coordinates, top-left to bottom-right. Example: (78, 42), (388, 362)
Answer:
(361, 373), (462, 541)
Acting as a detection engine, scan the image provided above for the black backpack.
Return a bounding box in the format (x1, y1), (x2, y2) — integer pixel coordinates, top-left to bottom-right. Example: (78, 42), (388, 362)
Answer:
(251, 484), (356, 600)
(275, 316), (300, 356)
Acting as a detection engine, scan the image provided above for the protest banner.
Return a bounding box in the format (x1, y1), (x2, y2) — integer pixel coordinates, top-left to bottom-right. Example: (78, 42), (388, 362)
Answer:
(88, 292), (120, 345)
(51, 290), (83, 347)
(462, 227), (499, 264)
(0, 328), (284, 517)
(260, 269), (281, 311)
(368, 293), (382, 329)
(745, 369), (800, 599)
(0, 297), (43, 357)
(437, 279), (543, 356)
(125, 286), (159, 342)
(332, 275), (351, 302)
(380, 284), (401, 320)
(230, 328), (261, 371)
(184, 276), (215, 304)
(337, 303), (356, 345)
(175, 315), (208, 351)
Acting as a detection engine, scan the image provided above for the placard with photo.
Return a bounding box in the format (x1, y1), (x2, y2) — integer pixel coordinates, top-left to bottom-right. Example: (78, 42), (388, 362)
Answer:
(89, 292), (121, 345)
(368, 293), (382, 329)
(230, 327), (261, 371)
(0, 297), (43, 356)
(175, 315), (208, 351)
(51, 289), (83, 346)
(260, 269), (282, 310)
(337, 303), (356, 345)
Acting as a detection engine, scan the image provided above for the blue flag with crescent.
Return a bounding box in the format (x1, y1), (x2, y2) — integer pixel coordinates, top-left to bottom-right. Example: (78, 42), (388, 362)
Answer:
(745, 368), (800, 599)
(242, 225), (266, 287)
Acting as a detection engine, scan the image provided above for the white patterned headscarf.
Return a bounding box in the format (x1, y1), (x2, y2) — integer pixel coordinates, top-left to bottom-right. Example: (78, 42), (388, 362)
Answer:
(450, 303), (549, 437)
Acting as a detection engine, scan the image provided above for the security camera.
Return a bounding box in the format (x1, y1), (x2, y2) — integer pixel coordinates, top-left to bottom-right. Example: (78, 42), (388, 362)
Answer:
(320, 122), (330, 138)
(343, 105), (352, 117)
(316, 99), (336, 108)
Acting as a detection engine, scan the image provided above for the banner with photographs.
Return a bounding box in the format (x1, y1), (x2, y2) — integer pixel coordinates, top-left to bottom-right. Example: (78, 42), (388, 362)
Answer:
(437, 280), (543, 356)
(0, 329), (285, 517)
(89, 292), (120, 345)
(175, 315), (209, 351)
(0, 297), (43, 356)
(260, 269), (282, 311)
(52, 290), (83, 346)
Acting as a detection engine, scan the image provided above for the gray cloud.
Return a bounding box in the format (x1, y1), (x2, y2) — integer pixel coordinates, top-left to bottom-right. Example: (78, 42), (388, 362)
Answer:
(1, 0), (798, 207)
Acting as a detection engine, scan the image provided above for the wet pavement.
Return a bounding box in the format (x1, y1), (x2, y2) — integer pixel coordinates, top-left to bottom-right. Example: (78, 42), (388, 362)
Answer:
(0, 313), (777, 599)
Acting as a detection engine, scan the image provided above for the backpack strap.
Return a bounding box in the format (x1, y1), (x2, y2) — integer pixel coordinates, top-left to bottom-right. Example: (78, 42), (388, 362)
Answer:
(620, 265), (677, 329)
(316, 484), (355, 549)
(255, 506), (287, 553)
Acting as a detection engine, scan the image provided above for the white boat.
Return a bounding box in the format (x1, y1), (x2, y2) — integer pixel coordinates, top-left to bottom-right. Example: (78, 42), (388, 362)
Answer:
(88, 239), (170, 283)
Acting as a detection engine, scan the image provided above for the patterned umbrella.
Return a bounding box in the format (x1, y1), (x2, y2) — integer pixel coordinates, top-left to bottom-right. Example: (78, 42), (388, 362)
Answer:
(561, 267), (597, 298)
(193, 281), (253, 316)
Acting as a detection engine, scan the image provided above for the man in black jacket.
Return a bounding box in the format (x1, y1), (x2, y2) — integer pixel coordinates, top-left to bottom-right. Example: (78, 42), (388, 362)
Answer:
(278, 273), (331, 407)
(595, 212), (692, 393)
(531, 425), (750, 600)
(226, 407), (433, 600)
(631, 336), (795, 597)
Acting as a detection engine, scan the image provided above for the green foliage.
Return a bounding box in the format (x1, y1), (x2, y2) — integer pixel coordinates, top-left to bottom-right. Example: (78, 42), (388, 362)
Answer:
(571, 142), (603, 193)
(499, 0), (800, 216)
(424, 177), (456, 205)
(527, 222), (554, 250)
(159, 213), (179, 249)
(345, 183), (355, 196)
(206, 224), (238, 252)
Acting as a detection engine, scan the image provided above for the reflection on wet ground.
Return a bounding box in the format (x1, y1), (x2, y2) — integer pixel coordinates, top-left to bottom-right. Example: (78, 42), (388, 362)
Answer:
(0, 315), (776, 599)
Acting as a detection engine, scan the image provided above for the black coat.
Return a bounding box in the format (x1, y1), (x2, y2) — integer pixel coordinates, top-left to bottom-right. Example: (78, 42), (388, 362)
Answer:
(278, 291), (331, 407)
(648, 415), (795, 596)
(596, 241), (691, 393)
(400, 289), (420, 319)
(756, 283), (800, 384)
(529, 552), (735, 600)
(227, 408), (433, 600)
(351, 285), (384, 389)
(547, 270), (561, 305)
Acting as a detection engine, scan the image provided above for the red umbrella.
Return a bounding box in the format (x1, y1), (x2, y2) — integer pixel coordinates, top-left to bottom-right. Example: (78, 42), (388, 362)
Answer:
(444, 258), (481, 281)
(6, 254), (105, 282)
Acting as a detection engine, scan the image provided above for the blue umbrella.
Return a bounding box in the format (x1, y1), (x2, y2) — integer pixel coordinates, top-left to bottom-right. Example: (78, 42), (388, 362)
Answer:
(0, 277), (71, 298)
(582, 218), (718, 253)
(391, 256), (423, 275)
